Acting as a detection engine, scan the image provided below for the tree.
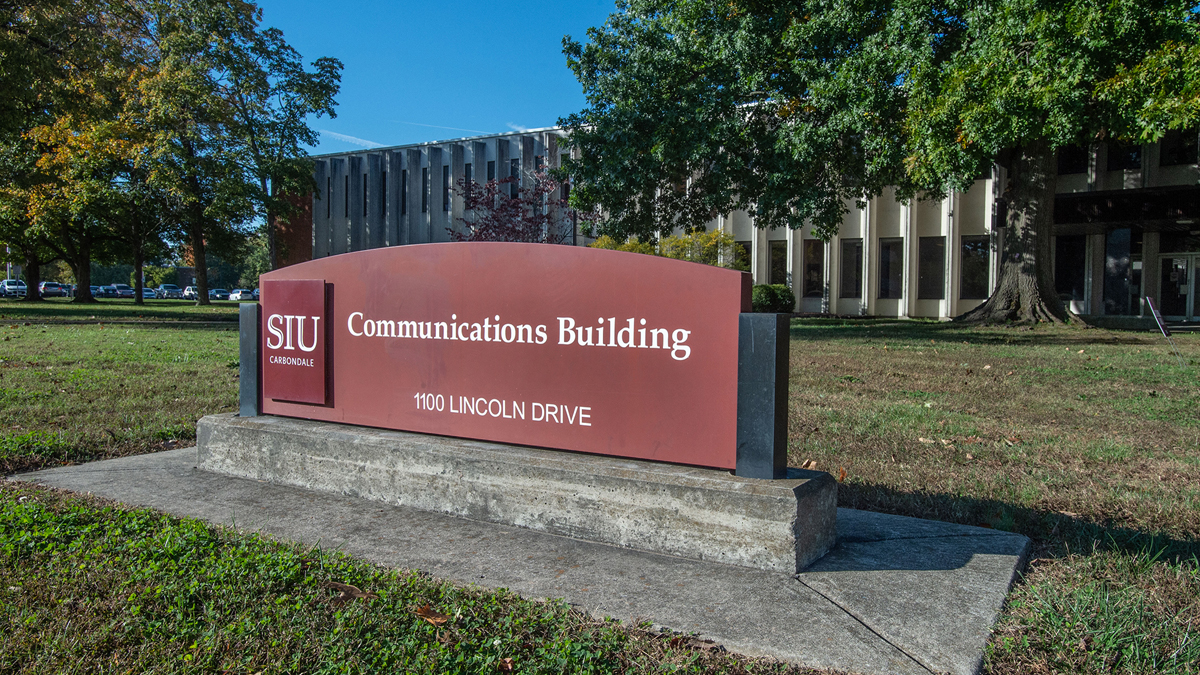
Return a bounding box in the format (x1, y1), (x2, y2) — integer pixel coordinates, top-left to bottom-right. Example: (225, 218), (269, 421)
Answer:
(562, 0), (1200, 323)
(451, 173), (573, 244)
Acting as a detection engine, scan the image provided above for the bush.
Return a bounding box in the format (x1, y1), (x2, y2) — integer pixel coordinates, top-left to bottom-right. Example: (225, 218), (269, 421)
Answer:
(751, 284), (795, 313)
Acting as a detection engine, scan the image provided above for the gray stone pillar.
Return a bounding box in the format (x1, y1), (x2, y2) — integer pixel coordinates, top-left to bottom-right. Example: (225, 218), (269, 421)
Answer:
(329, 158), (348, 255)
(239, 303), (260, 417)
(312, 160), (330, 258)
(386, 151), (403, 246)
(348, 155), (364, 251)
(367, 153), (384, 250)
(736, 313), (789, 479)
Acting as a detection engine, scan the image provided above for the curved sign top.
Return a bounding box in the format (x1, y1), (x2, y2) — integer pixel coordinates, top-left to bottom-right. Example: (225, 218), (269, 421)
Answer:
(259, 242), (750, 469)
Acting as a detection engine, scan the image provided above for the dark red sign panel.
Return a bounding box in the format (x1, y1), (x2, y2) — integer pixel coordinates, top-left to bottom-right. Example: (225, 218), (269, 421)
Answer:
(259, 243), (749, 469)
(261, 279), (327, 404)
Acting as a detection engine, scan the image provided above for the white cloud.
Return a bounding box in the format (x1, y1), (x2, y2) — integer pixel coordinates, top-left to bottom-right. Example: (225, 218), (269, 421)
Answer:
(506, 123), (530, 132)
(319, 130), (385, 149)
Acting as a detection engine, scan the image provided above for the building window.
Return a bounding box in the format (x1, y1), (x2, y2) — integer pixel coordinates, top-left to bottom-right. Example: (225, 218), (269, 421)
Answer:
(510, 158), (520, 198)
(400, 169), (407, 215)
(487, 160), (495, 181)
(1057, 145), (1088, 175)
(768, 241), (789, 286)
(1107, 142), (1142, 171)
(1160, 129), (1198, 166)
(326, 177), (331, 219)
(878, 238), (904, 299)
(917, 236), (945, 300)
(381, 172), (386, 214)
(801, 240), (823, 297)
(363, 174), (368, 217)
(344, 175), (349, 217)
(464, 162), (473, 184)
(960, 235), (990, 299)
(535, 155), (544, 173)
(421, 168), (428, 213)
(1054, 234), (1086, 302)
(1103, 228), (1142, 315)
(443, 165), (451, 211)
(735, 241), (751, 270)
(840, 239), (862, 298)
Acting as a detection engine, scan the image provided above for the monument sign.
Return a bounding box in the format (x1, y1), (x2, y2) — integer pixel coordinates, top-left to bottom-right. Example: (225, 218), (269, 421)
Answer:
(256, 242), (750, 469)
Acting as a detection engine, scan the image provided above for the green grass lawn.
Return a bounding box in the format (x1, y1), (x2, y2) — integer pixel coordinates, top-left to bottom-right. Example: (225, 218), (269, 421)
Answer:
(1, 303), (1197, 673)
(0, 296), (241, 322)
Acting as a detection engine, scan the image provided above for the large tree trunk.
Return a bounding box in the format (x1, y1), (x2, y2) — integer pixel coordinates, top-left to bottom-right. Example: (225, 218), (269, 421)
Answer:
(68, 249), (95, 303)
(21, 252), (41, 302)
(957, 139), (1070, 324)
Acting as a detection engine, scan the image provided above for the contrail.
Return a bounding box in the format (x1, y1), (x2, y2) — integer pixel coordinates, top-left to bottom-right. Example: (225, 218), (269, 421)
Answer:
(319, 130), (385, 148)
(389, 120), (492, 134)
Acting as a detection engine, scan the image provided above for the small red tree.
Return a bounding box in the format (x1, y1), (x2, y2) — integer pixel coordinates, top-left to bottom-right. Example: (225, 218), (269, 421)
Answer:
(451, 172), (573, 244)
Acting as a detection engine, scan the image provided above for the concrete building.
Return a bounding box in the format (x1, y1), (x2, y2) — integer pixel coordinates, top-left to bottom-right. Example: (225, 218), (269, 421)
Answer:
(293, 127), (1200, 323)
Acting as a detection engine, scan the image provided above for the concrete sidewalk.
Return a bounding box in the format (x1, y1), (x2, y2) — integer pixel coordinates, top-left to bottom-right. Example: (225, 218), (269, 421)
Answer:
(16, 449), (1029, 675)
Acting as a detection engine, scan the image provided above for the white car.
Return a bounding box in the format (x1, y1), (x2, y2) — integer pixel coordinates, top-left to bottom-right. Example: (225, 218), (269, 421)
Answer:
(0, 279), (27, 297)
(229, 289), (256, 301)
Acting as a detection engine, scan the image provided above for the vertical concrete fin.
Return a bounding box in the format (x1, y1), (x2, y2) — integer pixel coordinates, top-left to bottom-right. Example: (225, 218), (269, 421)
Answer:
(239, 303), (260, 417)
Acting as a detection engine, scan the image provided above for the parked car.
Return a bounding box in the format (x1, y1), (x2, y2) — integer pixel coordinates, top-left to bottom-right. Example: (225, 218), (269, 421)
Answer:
(88, 285), (100, 297)
(112, 283), (135, 298)
(156, 283), (183, 299)
(141, 287), (157, 299)
(252, 288), (259, 300)
(95, 285), (118, 298)
(0, 279), (26, 297)
(229, 289), (255, 301)
(182, 286), (198, 300)
(208, 288), (230, 301)
(38, 281), (67, 297)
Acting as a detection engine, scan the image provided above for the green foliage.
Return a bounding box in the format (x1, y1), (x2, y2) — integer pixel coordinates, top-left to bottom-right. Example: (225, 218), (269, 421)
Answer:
(562, 0), (1200, 239)
(751, 284), (795, 313)
(589, 229), (747, 269)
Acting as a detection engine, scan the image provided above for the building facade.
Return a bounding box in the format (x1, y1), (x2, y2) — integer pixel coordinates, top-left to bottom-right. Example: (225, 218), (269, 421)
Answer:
(299, 127), (1200, 322)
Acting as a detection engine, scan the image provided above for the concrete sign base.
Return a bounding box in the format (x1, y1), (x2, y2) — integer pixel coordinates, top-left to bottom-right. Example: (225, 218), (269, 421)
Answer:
(197, 413), (836, 573)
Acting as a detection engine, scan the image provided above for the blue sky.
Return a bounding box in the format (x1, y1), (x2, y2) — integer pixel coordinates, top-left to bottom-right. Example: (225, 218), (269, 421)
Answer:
(254, 0), (616, 155)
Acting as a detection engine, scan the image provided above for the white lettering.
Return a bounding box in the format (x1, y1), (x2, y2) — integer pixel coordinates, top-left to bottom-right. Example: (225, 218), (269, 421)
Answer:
(266, 314), (285, 349)
(558, 317), (575, 345)
(347, 312), (364, 337)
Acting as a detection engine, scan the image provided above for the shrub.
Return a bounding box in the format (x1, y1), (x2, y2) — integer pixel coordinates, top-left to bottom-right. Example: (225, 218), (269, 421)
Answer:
(751, 284), (795, 313)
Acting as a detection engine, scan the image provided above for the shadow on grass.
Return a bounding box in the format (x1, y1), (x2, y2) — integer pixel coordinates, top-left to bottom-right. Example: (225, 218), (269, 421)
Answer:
(838, 480), (1200, 565)
(787, 318), (1173, 348)
(0, 298), (242, 322)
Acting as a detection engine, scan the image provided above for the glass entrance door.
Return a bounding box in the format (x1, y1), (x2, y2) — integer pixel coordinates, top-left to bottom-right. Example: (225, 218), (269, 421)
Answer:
(1159, 255), (1197, 319)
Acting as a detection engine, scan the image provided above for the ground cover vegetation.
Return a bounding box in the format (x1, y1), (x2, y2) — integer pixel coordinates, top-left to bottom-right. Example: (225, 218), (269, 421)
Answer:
(561, 0), (1200, 323)
(0, 0), (341, 303)
(3, 307), (1197, 672)
(786, 319), (1200, 674)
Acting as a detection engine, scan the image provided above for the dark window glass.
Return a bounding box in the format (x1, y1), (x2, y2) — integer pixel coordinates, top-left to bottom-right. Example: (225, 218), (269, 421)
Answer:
(1057, 145), (1088, 175)
(960, 235), (990, 299)
(464, 162), (472, 184)
(1107, 143), (1142, 171)
(1161, 232), (1200, 252)
(510, 158), (520, 198)
(326, 177), (331, 219)
(878, 238), (904, 299)
(1054, 235), (1086, 302)
(769, 241), (789, 287)
(443, 165), (450, 211)
(344, 175), (349, 217)
(917, 237), (945, 299)
(840, 239), (863, 298)
(1160, 129), (1198, 166)
(363, 174), (368, 217)
(421, 168), (428, 213)
(535, 155), (543, 173)
(486, 160), (495, 181)
(735, 241), (751, 269)
(1101, 229), (1142, 315)
(400, 169), (407, 215)
(381, 172), (386, 215)
(801, 240), (822, 296)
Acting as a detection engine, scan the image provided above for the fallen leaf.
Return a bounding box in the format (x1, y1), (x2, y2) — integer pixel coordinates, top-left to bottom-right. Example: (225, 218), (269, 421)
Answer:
(983, 364), (992, 370)
(498, 657), (514, 671)
(414, 604), (451, 626)
(799, 459), (817, 470)
(965, 453), (974, 460)
(940, 438), (952, 445)
(918, 437), (935, 444)
(1006, 371), (1014, 376)
(837, 466), (847, 482)
(1077, 349), (1085, 354)
(325, 581), (378, 605)
(890, 454), (897, 463)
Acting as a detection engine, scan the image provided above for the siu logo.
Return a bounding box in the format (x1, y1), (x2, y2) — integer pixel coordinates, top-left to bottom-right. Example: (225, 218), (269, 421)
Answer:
(260, 279), (327, 405)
